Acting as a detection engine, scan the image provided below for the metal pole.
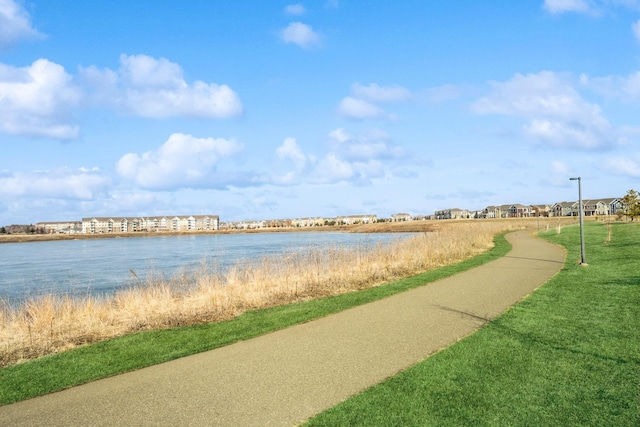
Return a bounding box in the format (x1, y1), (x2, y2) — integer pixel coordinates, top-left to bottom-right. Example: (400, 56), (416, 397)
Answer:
(570, 177), (586, 265)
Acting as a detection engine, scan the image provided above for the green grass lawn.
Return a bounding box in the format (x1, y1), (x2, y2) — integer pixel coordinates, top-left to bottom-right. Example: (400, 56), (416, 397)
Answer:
(0, 232), (511, 405)
(305, 221), (640, 426)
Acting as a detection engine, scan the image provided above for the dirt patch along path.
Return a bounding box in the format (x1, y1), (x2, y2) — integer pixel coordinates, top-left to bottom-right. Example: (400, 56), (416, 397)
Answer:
(0, 230), (565, 426)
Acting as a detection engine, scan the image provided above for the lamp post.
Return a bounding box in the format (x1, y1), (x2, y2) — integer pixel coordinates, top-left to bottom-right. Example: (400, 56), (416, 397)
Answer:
(570, 177), (587, 265)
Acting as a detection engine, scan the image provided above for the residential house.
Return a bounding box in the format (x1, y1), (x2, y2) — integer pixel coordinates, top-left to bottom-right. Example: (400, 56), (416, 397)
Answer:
(596, 198), (625, 216)
(336, 214), (377, 225)
(531, 205), (551, 217)
(390, 213), (412, 222)
(552, 202), (576, 217)
(508, 204), (533, 218)
(434, 208), (469, 220)
(481, 206), (500, 219)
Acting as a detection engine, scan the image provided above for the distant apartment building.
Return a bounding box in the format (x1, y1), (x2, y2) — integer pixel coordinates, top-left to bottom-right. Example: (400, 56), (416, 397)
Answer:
(391, 213), (412, 222)
(221, 214), (379, 230)
(335, 214), (378, 225)
(81, 215), (220, 234)
(434, 208), (469, 220)
(36, 221), (83, 234)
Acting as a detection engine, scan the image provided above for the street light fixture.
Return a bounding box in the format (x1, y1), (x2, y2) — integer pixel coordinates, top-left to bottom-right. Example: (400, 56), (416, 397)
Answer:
(570, 177), (587, 265)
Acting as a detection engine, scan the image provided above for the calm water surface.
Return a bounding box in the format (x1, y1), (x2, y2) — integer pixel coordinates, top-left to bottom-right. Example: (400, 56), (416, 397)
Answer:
(0, 232), (408, 306)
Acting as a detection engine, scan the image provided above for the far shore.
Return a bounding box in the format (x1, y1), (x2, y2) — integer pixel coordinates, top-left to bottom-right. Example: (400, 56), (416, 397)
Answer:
(0, 221), (436, 244)
(0, 216), (586, 244)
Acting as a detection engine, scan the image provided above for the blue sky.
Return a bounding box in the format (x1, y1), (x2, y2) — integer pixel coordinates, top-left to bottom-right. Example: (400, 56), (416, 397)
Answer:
(1, 0), (639, 224)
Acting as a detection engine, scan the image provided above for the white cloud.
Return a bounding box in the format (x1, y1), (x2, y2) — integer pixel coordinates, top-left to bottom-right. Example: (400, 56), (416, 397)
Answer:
(116, 133), (244, 190)
(350, 83), (412, 103)
(543, 0), (592, 14)
(584, 71), (640, 100)
(633, 20), (640, 43)
(0, 54), (242, 139)
(0, 59), (80, 139)
(328, 127), (350, 143)
(472, 71), (614, 149)
(338, 97), (385, 119)
(313, 153), (356, 183)
(284, 4), (306, 15)
(276, 137), (308, 170)
(119, 54), (184, 88)
(604, 156), (640, 177)
(0, 167), (110, 199)
(273, 128), (406, 186)
(0, 0), (43, 48)
(80, 54), (243, 119)
(338, 83), (411, 120)
(280, 22), (321, 49)
(329, 127), (402, 161)
(543, 0), (640, 15)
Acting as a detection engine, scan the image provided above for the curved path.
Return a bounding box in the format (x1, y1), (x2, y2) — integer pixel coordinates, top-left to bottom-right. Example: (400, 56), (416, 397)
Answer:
(0, 230), (565, 426)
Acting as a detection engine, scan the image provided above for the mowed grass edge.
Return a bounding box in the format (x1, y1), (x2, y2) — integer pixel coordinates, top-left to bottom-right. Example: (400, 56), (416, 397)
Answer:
(305, 221), (640, 426)
(0, 232), (512, 405)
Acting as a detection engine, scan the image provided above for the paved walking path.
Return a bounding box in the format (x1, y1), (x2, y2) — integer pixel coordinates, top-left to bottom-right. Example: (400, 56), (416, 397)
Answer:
(0, 230), (565, 426)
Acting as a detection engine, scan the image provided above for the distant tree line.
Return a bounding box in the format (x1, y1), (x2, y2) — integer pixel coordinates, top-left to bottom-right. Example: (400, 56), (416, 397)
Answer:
(0, 224), (46, 234)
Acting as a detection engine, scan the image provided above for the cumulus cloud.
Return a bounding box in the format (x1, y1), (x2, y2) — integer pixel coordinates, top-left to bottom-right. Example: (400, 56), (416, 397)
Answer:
(80, 54), (243, 119)
(313, 153), (359, 183)
(471, 71), (614, 149)
(543, 0), (592, 14)
(0, 59), (81, 139)
(0, 0), (43, 48)
(276, 137), (308, 170)
(338, 83), (411, 120)
(583, 71), (640, 100)
(281, 22), (321, 48)
(274, 128), (406, 185)
(284, 3), (306, 15)
(543, 0), (640, 15)
(116, 133), (244, 190)
(338, 97), (385, 119)
(328, 127), (350, 143)
(329, 127), (403, 161)
(604, 156), (640, 177)
(0, 167), (110, 199)
(350, 83), (412, 103)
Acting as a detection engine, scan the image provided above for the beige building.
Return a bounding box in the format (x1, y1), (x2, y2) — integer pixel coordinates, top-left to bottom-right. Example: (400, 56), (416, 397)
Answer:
(434, 208), (469, 220)
(36, 221), (82, 234)
(335, 214), (378, 225)
(81, 215), (220, 234)
(391, 213), (412, 222)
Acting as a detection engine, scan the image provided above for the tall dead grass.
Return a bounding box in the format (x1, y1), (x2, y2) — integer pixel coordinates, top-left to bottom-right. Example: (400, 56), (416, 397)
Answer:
(0, 219), (557, 367)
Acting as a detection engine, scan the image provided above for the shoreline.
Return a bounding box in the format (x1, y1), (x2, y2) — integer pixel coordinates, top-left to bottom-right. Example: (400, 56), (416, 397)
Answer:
(0, 217), (585, 244)
(0, 222), (436, 244)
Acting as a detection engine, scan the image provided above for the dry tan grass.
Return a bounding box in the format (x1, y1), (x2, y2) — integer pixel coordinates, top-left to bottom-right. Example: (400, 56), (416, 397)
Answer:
(0, 218), (574, 367)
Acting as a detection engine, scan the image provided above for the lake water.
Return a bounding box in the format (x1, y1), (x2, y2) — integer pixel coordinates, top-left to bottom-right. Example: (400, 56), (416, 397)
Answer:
(0, 232), (408, 307)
